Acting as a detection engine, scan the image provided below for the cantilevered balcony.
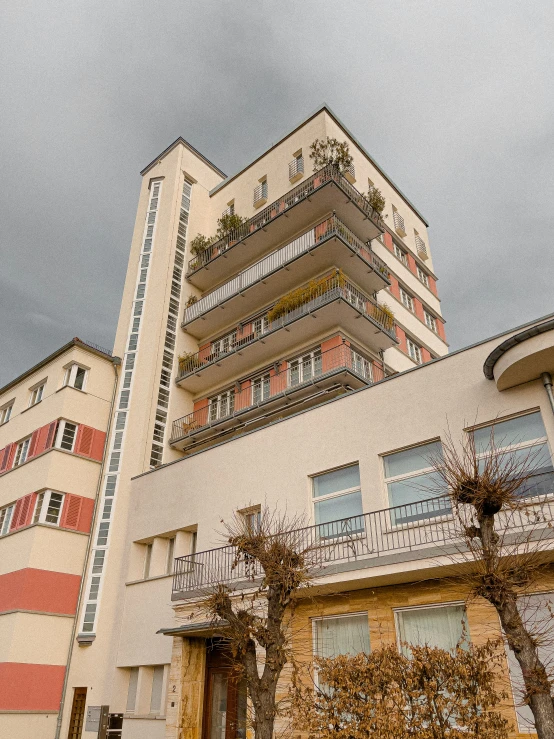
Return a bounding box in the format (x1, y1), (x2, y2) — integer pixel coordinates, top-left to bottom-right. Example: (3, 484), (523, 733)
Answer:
(187, 165), (384, 291)
(183, 215), (390, 339)
(172, 471), (554, 600)
(176, 272), (397, 393)
(170, 342), (383, 450)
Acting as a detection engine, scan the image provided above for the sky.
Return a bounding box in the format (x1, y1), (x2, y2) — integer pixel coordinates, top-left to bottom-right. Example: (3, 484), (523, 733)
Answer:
(1, 0), (553, 386)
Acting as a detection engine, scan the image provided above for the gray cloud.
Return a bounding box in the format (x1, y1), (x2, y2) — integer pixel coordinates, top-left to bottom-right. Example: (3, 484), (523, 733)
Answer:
(1, 0), (553, 385)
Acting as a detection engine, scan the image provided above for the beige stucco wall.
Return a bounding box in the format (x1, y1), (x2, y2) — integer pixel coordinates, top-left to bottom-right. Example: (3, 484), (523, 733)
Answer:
(0, 524), (88, 576)
(0, 611), (74, 663)
(0, 713), (59, 739)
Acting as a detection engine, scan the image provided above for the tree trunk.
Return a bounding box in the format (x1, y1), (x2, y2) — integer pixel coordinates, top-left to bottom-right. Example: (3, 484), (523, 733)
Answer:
(479, 513), (554, 739)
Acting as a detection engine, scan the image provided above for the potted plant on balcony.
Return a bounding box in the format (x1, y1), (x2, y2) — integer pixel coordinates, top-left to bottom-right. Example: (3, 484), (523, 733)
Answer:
(178, 351), (203, 373)
(267, 270), (345, 323)
(185, 295), (198, 307)
(309, 137), (354, 180)
(189, 234), (215, 258)
(366, 185), (386, 215)
(216, 212), (248, 246)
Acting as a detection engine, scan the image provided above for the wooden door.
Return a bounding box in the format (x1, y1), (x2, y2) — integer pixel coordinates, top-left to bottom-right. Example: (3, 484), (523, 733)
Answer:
(67, 687), (87, 739)
(203, 641), (246, 739)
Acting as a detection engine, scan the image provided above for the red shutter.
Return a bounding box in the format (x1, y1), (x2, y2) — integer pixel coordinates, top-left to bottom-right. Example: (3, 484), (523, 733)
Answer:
(76, 497), (94, 533)
(26, 429), (40, 459)
(10, 493), (35, 531)
(5, 444), (17, 471)
(75, 425), (94, 457)
(60, 495), (83, 530)
(90, 430), (106, 462)
(32, 421), (58, 456)
(0, 445), (11, 473)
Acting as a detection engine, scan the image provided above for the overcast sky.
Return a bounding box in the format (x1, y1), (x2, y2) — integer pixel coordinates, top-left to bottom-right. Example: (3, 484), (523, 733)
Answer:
(1, 0), (553, 386)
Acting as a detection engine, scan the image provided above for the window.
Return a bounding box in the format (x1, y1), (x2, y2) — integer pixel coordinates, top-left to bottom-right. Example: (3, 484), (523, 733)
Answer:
(472, 412), (553, 498)
(33, 490), (64, 525)
(0, 402), (13, 425)
(166, 537), (175, 574)
(222, 201), (235, 217)
(56, 421), (77, 451)
(312, 465), (364, 538)
(208, 390), (235, 422)
(406, 338), (422, 364)
(150, 666), (165, 714)
(424, 311), (437, 333)
(126, 667), (139, 712)
(211, 331), (236, 357)
(13, 437), (31, 466)
(350, 349), (373, 381)
(290, 349), (322, 386)
(383, 440), (448, 524)
(400, 288), (414, 312)
(392, 206), (406, 236)
(0, 505), (14, 536)
(29, 383), (45, 406)
(417, 266), (429, 287)
(252, 374), (271, 404)
(242, 506), (261, 532)
(289, 152), (304, 180)
(396, 604), (468, 653)
(253, 179), (268, 205)
(414, 231), (429, 260)
(81, 602), (97, 633)
(143, 543), (153, 578)
(394, 244), (408, 265)
(313, 613), (370, 659)
(506, 593), (554, 731)
(64, 364), (88, 391)
(253, 315), (269, 336)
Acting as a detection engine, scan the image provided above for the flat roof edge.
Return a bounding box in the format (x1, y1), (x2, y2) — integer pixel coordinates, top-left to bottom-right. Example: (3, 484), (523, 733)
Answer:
(483, 318), (554, 380)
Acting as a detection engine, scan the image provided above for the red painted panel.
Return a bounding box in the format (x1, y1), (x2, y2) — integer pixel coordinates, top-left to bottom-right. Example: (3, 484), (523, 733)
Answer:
(383, 232), (394, 251)
(90, 429), (106, 461)
(437, 319), (447, 342)
(193, 398), (209, 413)
(414, 300), (425, 322)
(396, 326), (408, 354)
(75, 425), (94, 457)
(76, 497), (94, 533)
(10, 494), (36, 531)
(60, 495), (82, 530)
(0, 569), (81, 615)
(428, 275), (438, 297)
(6, 444), (17, 471)
(389, 276), (400, 301)
(421, 348), (432, 363)
(0, 663), (65, 710)
(407, 254), (417, 275)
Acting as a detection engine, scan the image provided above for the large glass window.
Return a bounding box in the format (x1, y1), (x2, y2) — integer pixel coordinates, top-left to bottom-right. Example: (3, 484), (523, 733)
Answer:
(56, 421), (78, 452)
(64, 364), (88, 391)
(396, 604), (468, 653)
(33, 491), (64, 525)
(383, 441), (449, 524)
(290, 349), (322, 386)
(313, 464), (363, 538)
(252, 374), (271, 404)
(13, 437), (31, 466)
(472, 412), (552, 498)
(313, 613), (370, 659)
(209, 390), (235, 422)
(0, 504), (14, 536)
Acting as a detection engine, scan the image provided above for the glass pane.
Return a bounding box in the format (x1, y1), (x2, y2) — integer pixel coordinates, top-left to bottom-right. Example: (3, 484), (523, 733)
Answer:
(473, 412), (547, 454)
(210, 673), (228, 739)
(388, 471), (449, 524)
(384, 441), (442, 478)
(397, 605), (468, 653)
(313, 465), (360, 498)
(126, 667), (139, 711)
(315, 491), (364, 538)
(314, 614), (370, 658)
(150, 666), (165, 713)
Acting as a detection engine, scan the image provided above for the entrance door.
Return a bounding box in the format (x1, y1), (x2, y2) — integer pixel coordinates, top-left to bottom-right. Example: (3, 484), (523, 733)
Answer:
(203, 641), (247, 739)
(67, 687), (87, 739)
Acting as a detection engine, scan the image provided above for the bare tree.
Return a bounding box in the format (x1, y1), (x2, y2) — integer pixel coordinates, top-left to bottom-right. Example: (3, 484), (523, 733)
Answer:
(431, 426), (554, 739)
(290, 640), (510, 739)
(199, 509), (322, 739)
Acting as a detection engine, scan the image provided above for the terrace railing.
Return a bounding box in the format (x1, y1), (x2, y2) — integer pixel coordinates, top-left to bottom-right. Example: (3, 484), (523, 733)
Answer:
(177, 272), (396, 381)
(187, 164), (383, 274)
(184, 215), (389, 324)
(170, 342), (382, 443)
(172, 471), (554, 597)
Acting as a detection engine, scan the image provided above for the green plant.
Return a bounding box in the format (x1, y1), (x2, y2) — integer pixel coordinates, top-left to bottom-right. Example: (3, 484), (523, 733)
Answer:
(366, 185), (386, 214)
(309, 137), (353, 173)
(216, 213), (248, 240)
(185, 295), (198, 307)
(379, 302), (395, 321)
(267, 271), (345, 323)
(189, 234), (215, 256)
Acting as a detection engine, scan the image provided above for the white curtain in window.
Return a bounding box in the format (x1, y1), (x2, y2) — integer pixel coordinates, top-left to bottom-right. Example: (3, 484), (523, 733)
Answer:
(314, 614), (370, 659)
(397, 605), (467, 653)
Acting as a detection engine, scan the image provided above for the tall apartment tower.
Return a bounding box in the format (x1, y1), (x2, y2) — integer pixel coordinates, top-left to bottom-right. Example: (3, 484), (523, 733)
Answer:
(58, 106), (447, 736)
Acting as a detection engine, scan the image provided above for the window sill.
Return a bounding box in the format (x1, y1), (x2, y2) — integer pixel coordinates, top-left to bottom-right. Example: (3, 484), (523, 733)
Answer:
(125, 573), (173, 586)
(124, 713), (166, 720)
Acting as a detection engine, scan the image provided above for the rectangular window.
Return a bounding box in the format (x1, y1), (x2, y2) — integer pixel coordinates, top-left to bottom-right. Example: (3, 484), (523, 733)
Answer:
(127, 667), (139, 712)
(406, 338), (422, 364)
(33, 490), (64, 525)
(29, 383), (45, 406)
(241, 506), (261, 532)
(64, 364), (88, 391)
(417, 266), (429, 287)
(424, 311), (437, 333)
(0, 402), (13, 425)
(393, 207), (406, 236)
(472, 412), (553, 498)
(395, 604), (468, 653)
(383, 441), (448, 524)
(312, 464), (364, 538)
(211, 331), (237, 357)
(394, 244), (408, 265)
(252, 374), (271, 404)
(313, 613), (370, 659)
(166, 537), (175, 574)
(81, 602), (97, 633)
(150, 665), (165, 714)
(97, 522), (110, 546)
(14, 437), (31, 466)
(350, 349), (373, 382)
(0, 504), (14, 536)
(400, 288), (414, 312)
(253, 179), (268, 205)
(289, 349), (322, 387)
(92, 549), (106, 574)
(208, 390), (235, 422)
(56, 421), (77, 452)
(143, 543), (153, 578)
(253, 316), (269, 336)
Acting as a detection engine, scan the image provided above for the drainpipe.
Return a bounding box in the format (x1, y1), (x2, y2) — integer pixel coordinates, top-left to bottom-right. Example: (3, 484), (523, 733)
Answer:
(54, 356), (121, 739)
(542, 373), (554, 417)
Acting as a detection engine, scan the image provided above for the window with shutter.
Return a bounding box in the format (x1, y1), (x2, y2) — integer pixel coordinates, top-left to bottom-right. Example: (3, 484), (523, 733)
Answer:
(27, 429), (40, 459)
(61, 495), (83, 530)
(0, 445), (12, 472)
(10, 493), (35, 531)
(75, 425), (94, 457)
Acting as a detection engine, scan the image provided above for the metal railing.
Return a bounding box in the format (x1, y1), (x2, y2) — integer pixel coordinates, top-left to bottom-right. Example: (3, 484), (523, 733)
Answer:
(177, 272), (396, 381)
(253, 182), (268, 206)
(171, 343), (383, 443)
(415, 235), (429, 260)
(393, 210), (406, 235)
(172, 471), (554, 597)
(187, 164), (383, 274)
(289, 157), (304, 180)
(184, 215), (390, 324)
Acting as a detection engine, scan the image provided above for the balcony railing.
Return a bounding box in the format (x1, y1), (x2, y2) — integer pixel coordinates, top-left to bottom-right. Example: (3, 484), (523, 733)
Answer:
(289, 157), (304, 180)
(187, 164), (383, 274)
(172, 471), (554, 598)
(183, 215), (390, 325)
(393, 210), (406, 236)
(177, 272), (396, 381)
(415, 235), (429, 261)
(171, 343), (382, 444)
